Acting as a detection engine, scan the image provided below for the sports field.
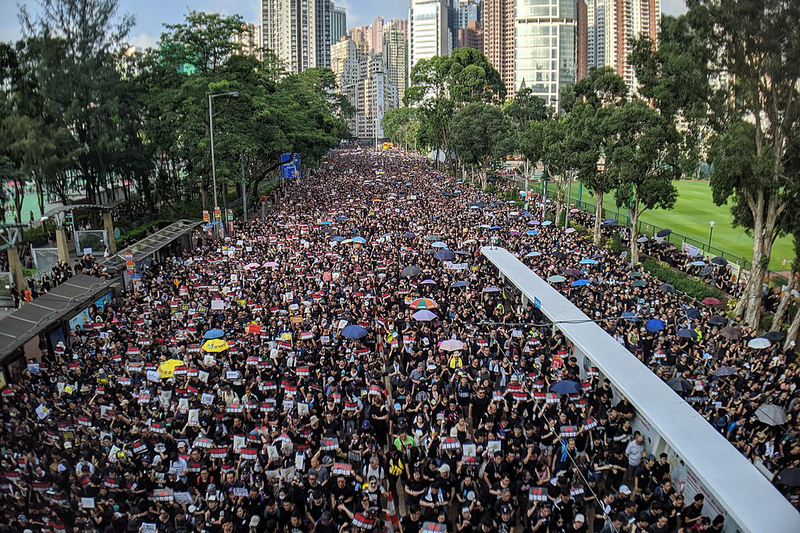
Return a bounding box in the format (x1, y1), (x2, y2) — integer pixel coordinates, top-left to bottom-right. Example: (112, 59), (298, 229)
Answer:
(543, 180), (794, 271)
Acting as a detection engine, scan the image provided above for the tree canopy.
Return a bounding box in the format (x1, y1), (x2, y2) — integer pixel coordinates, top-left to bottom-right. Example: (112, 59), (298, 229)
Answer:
(0, 0), (348, 227)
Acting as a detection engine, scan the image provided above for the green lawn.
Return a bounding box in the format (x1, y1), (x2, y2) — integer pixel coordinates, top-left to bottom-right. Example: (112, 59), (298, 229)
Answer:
(539, 180), (794, 272)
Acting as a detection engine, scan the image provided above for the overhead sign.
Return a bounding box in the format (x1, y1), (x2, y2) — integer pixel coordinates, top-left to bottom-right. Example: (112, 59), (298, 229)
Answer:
(280, 153), (301, 179)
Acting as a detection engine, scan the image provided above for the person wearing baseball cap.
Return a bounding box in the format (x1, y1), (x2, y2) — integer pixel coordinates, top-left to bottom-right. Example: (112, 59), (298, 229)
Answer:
(566, 513), (587, 533)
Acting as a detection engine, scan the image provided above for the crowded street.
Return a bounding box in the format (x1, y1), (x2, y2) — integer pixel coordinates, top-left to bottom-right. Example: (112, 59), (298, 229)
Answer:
(1, 150), (797, 533)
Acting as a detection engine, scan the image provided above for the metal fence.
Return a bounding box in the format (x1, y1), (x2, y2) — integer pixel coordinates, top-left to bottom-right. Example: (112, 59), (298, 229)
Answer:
(31, 247), (60, 281)
(566, 195), (790, 287)
(75, 229), (109, 257)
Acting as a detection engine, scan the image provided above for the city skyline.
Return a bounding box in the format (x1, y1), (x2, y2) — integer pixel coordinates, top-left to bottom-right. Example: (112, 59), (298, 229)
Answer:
(0, 0), (688, 49)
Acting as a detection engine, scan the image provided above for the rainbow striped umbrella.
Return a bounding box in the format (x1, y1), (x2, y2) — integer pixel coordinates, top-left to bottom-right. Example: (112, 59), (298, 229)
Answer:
(409, 297), (438, 309)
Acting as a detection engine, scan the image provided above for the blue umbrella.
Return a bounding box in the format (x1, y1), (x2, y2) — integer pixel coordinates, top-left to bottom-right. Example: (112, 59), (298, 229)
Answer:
(622, 312), (639, 321)
(434, 250), (455, 261)
(579, 258), (597, 265)
(645, 319), (665, 332)
(332, 236), (345, 242)
(677, 328), (699, 339)
(352, 237), (367, 244)
(450, 281), (469, 288)
(542, 220), (552, 226)
(320, 220), (332, 225)
(203, 329), (225, 340)
(431, 241), (448, 249)
(342, 324), (368, 340)
(526, 251), (542, 257)
(490, 225), (502, 230)
(550, 380), (582, 395)
(602, 219), (617, 225)
(336, 216), (348, 222)
(403, 232), (416, 238)
(525, 229), (538, 236)
(571, 279), (590, 287)
(691, 260), (706, 266)
(482, 287), (502, 293)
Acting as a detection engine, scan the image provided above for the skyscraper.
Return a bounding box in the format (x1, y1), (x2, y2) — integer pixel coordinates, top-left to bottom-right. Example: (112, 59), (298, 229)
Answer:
(585, 0), (660, 90)
(332, 37), (399, 139)
(260, 0), (331, 72)
(577, 0), (588, 80)
(457, 0), (481, 28)
(232, 24), (262, 59)
(370, 17), (385, 55)
(409, 0), (452, 76)
(330, 2), (347, 43)
(458, 20), (483, 52)
(515, 0), (578, 108)
(483, 0), (514, 98)
(383, 19), (409, 101)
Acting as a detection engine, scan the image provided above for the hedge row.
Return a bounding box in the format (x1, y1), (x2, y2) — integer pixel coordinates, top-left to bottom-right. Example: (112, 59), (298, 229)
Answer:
(641, 258), (725, 301)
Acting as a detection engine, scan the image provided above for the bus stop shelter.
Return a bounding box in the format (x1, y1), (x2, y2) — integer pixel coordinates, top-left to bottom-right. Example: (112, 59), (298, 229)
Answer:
(0, 274), (116, 386)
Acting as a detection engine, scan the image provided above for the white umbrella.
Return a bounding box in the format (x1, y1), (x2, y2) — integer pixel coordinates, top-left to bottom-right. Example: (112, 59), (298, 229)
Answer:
(755, 404), (787, 426)
(439, 339), (465, 352)
(747, 337), (771, 349)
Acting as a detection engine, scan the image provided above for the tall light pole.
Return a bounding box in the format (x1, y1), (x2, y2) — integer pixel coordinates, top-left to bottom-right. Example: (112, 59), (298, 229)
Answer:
(208, 91), (238, 230)
(708, 220), (716, 249)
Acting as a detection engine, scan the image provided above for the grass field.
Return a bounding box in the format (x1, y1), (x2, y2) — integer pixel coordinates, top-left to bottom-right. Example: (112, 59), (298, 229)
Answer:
(540, 180), (794, 271)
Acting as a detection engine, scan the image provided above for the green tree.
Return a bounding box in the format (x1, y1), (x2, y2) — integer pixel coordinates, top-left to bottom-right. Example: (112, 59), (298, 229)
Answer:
(141, 12), (348, 211)
(608, 101), (681, 265)
(562, 67), (627, 244)
(500, 88), (549, 202)
(19, 0), (137, 204)
(661, 0), (800, 326)
(382, 107), (418, 148)
(405, 49), (505, 169)
(451, 102), (509, 189)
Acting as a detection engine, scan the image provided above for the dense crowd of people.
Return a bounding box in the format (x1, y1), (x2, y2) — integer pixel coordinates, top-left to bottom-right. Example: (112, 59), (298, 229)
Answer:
(0, 150), (797, 533)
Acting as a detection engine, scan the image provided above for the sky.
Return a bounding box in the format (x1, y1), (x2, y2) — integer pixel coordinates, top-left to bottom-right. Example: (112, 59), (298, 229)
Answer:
(0, 0), (689, 49)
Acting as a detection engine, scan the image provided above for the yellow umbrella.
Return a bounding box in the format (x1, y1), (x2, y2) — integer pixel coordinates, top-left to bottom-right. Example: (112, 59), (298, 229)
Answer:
(202, 339), (230, 353)
(158, 359), (185, 378)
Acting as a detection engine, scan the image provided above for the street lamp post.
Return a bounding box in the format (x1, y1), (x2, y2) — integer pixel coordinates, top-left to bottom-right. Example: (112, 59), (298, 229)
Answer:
(708, 220), (716, 249)
(208, 91), (239, 233)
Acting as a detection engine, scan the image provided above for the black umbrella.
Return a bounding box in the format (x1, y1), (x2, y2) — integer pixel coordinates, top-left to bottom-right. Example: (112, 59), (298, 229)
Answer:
(677, 328), (699, 339)
(711, 256), (728, 266)
(401, 266), (421, 278)
(433, 250), (455, 261)
(657, 229), (672, 237)
(699, 266), (714, 277)
(764, 331), (786, 343)
(553, 251), (567, 259)
(685, 307), (701, 319)
(666, 377), (694, 393)
(659, 283), (676, 293)
(775, 468), (800, 488)
(708, 315), (727, 327)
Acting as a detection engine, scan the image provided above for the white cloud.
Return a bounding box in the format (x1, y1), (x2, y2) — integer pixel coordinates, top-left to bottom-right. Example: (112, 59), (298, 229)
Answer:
(128, 32), (157, 50)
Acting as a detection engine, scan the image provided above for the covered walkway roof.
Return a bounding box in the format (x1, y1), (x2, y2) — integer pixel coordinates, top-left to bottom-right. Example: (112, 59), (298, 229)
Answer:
(101, 219), (200, 273)
(0, 274), (115, 363)
(481, 246), (800, 533)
